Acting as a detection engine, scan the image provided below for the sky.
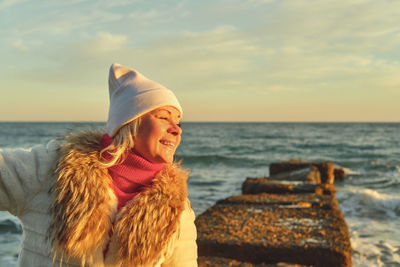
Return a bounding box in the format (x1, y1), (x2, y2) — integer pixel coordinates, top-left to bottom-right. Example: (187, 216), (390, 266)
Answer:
(0, 0), (399, 122)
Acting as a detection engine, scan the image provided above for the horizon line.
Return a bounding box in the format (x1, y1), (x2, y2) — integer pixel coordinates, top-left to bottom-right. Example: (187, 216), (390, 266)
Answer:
(0, 120), (399, 124)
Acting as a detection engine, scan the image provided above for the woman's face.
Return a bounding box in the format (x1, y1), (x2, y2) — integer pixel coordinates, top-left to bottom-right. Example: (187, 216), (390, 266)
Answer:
(134, 106), (182, 163)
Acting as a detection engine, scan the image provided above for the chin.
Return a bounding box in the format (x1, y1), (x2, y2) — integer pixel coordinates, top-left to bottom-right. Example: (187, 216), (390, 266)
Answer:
(161, 156), (174, 164)
(154, 155), (174, 164)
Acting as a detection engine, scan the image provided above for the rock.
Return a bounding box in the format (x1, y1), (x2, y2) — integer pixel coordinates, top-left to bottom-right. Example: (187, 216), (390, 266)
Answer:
(270, 160), (335, 184)
(242, 178), (336, 196)
(195, 197), (352, 267)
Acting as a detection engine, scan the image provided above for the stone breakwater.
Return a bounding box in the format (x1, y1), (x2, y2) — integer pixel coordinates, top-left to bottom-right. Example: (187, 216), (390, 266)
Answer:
(195, 160), (352, 267)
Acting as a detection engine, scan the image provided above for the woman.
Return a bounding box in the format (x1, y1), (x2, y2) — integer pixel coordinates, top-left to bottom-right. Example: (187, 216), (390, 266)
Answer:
(0, 63), (198, 266)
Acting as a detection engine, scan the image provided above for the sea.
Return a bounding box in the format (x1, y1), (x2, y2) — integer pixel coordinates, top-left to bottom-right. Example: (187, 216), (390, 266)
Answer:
(0, 122), (399, 267)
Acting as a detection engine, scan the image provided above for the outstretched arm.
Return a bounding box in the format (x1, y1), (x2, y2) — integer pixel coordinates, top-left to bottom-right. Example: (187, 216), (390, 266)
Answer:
(0, 141), (59, 216)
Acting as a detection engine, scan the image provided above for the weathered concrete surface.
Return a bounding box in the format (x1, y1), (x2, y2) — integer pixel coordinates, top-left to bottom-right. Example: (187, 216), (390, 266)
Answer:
(197, 164), (351, 266)
(198, 256), (311, 267)
(242, 178), (337, 196)
(218, 193), (338, 210)
(334, 168), (346, 181)
(263, 167), (321, 184)
(195, 198), (352, 267)
(270, 160), (335, 184)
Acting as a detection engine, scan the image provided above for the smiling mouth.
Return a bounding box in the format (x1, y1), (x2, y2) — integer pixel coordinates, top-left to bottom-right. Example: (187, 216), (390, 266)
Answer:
(160, 140), (175, 147)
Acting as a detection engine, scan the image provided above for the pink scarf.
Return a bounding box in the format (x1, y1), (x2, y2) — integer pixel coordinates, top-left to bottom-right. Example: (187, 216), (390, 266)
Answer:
(102, 134), (165, 210)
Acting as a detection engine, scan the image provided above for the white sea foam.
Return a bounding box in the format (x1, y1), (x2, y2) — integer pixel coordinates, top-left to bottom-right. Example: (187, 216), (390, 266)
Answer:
(333, 165), (361, 175)
(337, 187), (400, 266)
(346, 218), (400, 267)
(338, 187), (400, 219)
(342, 167), (361, 175)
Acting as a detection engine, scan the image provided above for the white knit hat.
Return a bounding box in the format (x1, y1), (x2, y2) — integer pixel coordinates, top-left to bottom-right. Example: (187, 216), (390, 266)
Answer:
(107, 63), (182, 137)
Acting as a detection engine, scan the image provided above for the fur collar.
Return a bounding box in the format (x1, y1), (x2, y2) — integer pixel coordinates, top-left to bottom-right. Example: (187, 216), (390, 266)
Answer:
(48, 131), (189, 266)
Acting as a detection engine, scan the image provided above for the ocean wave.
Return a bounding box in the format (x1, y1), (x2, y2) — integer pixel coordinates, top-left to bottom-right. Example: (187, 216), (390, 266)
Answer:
(0, 219), (22, 234)
(177, 154), (256, 167)
(337, 187), (400, 220)
(350, 224), (400, 267)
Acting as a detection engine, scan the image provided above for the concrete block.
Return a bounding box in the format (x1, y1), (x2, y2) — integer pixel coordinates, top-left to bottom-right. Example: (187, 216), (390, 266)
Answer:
(196, 199), (352, 267)
(242, 178), (336, 196)
(334, 168), (346, 181)
(270, 160), (335, 184)
(198, 256), (311, 266)
(264, 167), (321, 184)
(218, 193), (338, 210)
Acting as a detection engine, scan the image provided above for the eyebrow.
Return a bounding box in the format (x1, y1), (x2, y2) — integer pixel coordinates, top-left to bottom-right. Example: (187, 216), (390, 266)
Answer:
(157, 108), (181, 119)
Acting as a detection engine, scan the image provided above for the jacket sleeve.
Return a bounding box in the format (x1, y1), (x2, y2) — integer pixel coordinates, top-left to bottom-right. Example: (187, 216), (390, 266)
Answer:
(162, 200), (198, 267)
(0, 140), (59, 217)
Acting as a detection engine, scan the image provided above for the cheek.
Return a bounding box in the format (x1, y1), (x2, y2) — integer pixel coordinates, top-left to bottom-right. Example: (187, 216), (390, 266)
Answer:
(136, 121), (164, 152)
(176, 136), (181, 148)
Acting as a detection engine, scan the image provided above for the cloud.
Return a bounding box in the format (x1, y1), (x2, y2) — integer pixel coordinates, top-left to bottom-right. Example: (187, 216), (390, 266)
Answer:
(2, 0), (399, 121)
(126, 1), (191, 29)
(0, 0), (24, 10)
(130, 9), (160, 21)
(1, 32), (129, 91)
(242, 0), (276, 7)
(3, 3), (123, 37)
(79, 32), (129, 54)
(93, 0), (142, 8)
(268, 85), (297, 92)
(262, 0), (400, 50)
(8, 19), (400, 100)
(12, 40), (28, 52)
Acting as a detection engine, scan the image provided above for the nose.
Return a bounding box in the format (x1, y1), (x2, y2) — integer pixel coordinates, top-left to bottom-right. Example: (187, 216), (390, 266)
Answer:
(168, 123), (182, 136)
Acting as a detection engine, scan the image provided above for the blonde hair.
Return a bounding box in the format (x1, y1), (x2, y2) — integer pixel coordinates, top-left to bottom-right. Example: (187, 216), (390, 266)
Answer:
(100, 118), (141, 167)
